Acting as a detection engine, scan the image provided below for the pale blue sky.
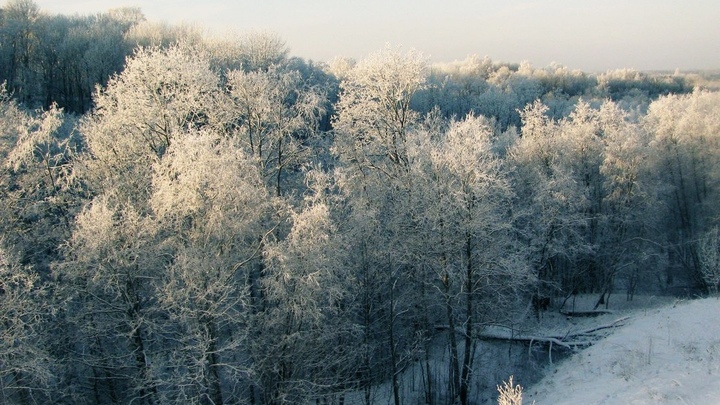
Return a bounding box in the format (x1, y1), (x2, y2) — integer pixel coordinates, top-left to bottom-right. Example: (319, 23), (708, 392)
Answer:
(33, 0), (720, 72)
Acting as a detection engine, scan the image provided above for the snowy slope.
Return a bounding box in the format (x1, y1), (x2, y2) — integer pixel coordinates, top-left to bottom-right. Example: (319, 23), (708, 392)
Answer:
(525, 298), (720, 405)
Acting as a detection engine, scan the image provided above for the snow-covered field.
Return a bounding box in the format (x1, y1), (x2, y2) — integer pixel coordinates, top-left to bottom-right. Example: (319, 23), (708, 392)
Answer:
(525, 297), (720, 405)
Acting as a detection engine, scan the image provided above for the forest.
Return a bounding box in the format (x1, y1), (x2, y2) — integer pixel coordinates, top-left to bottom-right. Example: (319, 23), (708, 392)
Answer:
(2, 0), (720, 404)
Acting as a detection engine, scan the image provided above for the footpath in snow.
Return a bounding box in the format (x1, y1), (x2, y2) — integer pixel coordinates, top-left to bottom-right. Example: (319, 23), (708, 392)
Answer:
(525, 297), (720, 405)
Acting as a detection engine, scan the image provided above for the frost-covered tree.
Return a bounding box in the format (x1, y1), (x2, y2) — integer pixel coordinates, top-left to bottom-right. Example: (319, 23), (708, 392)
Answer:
(334, 49), (529, 403)
(59, 196), (163, 404)
(150, 131), (269, 404)
(225, 65), (326, 196)
(645, 90), (720, 288)
(0, 246), (54, 405)
(556, 99), (663, 307)
(332, 45), (429, 405)
(0, 0), (41, 105)
(698, 227), (720, 295)
(0, 80), (85, 404)
(61, 42), (230, 404)
(555, 101), (609, 304)
(236, 30), (288, 72)
(325, 56), (356, 82)
(78, 41), (224, 203)
(333, 165), (406, 404)
(511, 99), (662, 305)
(509, 101), (588, 301)
(496, 376), (524, 405)
(426, 115), (530, 405)
(597, 101), (660, 300)
(124, 20), (202, 49)
(333, 45), (427, 170)
(0, 4), (142, 112)
(0, 83), (76, 273)
(257, 173), (355, 404)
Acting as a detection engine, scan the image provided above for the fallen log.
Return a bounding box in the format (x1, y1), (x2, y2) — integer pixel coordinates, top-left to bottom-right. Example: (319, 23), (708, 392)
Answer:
(476, 316), (631, 364)
(560, 309), (615, 317)
(568, 316), (630, 337)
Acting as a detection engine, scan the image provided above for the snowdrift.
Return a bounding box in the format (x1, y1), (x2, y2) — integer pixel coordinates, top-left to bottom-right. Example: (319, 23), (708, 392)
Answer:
(525, 298), (720, 405)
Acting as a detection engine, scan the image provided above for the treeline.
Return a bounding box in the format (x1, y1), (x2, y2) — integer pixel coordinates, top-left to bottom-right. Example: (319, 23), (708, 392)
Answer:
(0, 0), (693, 118)
(0, 0), (141, 112)
(1, 2), (719, 405)
(416, 59), (692, 131)
(0, 0), (220, 113)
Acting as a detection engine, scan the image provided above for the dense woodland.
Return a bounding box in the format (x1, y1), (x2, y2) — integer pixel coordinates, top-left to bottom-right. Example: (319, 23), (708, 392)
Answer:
(2, 0), (720, 404)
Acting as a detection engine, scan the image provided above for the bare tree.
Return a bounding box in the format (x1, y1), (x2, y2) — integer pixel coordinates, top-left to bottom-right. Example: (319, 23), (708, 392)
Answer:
(427, 115), (530, 405)
(645, 90), (720, 289)
(698, 227), (720, 295)
(332, 45), (428, 405)
(78, 41), (224, 204)
(0, 246), (54, 405)
(237, 31), (288, 72)
(150, 131), (268, 404)
(225, 65), (326, 196)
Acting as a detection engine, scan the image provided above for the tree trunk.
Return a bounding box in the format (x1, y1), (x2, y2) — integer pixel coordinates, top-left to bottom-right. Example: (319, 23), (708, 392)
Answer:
(205, 318), (224, 405)
(444, 270), (460, 403)
(420, 278), (434, 405)
(389, 278), (401, 405)
(459, 233), (474, 405)
(361, 244), (374, 405)
(128, 278), (157, 405)
(130, 321), (156, 405)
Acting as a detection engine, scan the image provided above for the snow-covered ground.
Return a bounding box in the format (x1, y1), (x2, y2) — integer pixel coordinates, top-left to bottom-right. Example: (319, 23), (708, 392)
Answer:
(525, 297), (720, 405)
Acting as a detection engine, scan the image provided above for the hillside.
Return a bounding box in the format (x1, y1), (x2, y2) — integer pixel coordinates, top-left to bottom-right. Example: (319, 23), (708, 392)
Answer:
(525, 298), (720, 405)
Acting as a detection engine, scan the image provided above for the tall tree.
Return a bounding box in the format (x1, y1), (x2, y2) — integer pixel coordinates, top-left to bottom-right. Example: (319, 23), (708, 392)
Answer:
(0, 0), (41, 105)
(509, 101), (588, 302)
(554, 101), (608, 305)
(0, 246), (54, 405)
(427, 115), (529, 405)
(150, 131), (269, 404)
(0, 83), (76, 275)
(225, 65), (326, 196)
(257, 172), (355, 404)
(78, 41), (224, 203)
(332, 45), (428, 405)
(59, 196), (163, 404)
(61, 41), (227, 404)
(597, 100), (660, 301)
(645, 90), (720, 289)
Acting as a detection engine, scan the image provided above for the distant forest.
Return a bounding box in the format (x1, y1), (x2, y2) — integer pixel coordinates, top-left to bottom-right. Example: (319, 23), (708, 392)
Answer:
(2, 1), (720, 404)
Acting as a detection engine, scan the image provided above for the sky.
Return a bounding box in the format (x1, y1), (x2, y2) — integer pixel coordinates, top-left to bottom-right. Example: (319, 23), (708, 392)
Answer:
(32, 0), (720, 72)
